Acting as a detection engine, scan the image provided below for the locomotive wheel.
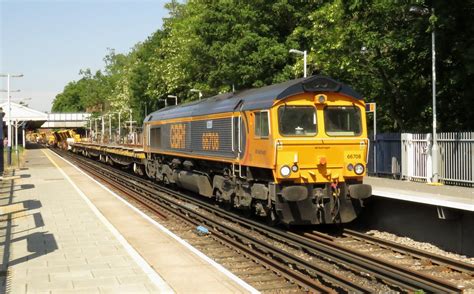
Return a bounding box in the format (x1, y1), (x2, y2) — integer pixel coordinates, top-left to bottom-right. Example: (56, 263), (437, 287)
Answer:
(224, 193), (235, 211)
(163, 175), (170, 185)
(215, 190), (231, 210)
(163, 175), (176, 189)
(265, 207), (278, 226)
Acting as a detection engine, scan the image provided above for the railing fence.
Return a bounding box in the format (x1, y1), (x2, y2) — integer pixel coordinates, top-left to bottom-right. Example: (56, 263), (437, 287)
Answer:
(369, 132), (474, 187)
(438, 132), (474, 186)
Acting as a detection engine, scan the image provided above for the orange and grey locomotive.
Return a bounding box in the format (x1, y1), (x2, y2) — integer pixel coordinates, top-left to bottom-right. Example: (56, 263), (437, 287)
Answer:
(141, 76), (372, 225)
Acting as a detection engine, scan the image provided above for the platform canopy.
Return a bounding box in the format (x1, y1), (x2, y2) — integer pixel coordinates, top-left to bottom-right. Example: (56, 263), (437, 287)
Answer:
(0, 102), (48, 129)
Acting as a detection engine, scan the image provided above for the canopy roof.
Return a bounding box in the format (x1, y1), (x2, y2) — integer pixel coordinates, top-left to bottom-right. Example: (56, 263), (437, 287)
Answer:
(146, 75), (363, 122)
(0, 102), (48, 129)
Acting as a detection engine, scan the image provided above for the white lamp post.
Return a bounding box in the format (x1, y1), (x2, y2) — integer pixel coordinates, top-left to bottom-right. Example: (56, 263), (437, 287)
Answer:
(89, 117), (93, 141)
(108, 113), (112, 143)
(101, 115), (105, 143)
(409, 5), (439, 183)
(167, 95), (178, 106)
(289, 49), (307, 78)
(128, 109), (133, 135)
(0, 73), (23, 165)
(92, 117), (99, 142)
(118, 110), (122, 142)
(190, 89), (202, 100)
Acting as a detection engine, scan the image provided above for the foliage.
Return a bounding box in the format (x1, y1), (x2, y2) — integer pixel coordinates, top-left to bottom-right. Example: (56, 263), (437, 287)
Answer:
(52, 0), (474, 132)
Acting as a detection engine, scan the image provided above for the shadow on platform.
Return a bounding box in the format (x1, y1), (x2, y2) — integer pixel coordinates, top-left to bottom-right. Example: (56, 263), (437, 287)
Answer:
(0, 170), (57, 293)
(0, 184), (35, 193)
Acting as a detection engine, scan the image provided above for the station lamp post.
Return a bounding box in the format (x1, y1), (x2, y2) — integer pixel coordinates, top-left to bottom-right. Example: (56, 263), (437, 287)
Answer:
(0, 73), (23, 165)
(163, 95), (178, 107)
(166, 95), (178, 106)
(95, 117), (100, 142)
(101, 115), (105, 143)
(289, 49), (307, 78)
(108, 113), (112, 143)
(117, 110), (122, 142)
(88, 117), (93, 141)
(409, 5), (439, 183)
(128, 109), (133, 136)
(190, 89), (203, 100)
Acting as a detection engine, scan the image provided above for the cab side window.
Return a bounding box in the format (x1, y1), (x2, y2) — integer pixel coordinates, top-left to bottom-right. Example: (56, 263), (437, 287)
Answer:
(254, 111), (269, 138)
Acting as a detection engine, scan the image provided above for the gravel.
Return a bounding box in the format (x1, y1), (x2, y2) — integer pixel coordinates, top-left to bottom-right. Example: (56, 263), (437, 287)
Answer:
(366, 230), (474, 265)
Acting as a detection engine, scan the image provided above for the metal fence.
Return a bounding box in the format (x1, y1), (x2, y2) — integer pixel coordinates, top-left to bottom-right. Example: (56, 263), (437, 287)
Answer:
(368, 132), (474, 187)
(438, 132), (474, 186)
(368, 133), (402, 178)
(401, 133), (430, 182)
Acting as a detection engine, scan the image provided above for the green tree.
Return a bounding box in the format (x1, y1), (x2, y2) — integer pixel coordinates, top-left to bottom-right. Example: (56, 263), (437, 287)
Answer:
(53, 0), (474, 132)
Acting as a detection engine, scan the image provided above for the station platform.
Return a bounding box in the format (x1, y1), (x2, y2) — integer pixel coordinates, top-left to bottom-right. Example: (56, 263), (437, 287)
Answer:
(365, 176), (474, 211)
(1, 147), (256, 293)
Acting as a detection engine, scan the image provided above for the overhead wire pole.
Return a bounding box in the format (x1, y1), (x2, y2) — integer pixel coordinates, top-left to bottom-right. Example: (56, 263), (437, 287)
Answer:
(0, 73), (24, 165)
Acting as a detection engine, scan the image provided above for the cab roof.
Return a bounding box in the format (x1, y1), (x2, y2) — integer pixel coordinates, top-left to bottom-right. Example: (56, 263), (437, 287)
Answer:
(145, 75), (363, 122)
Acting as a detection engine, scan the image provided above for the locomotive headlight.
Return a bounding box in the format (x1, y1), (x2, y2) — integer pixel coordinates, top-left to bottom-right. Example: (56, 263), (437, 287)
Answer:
(347, 163), (354, 171)
(315, 94), (327, 104)
(280, 165), (291, 177)
(354, 163), (365, 175)
(291, 164), (299, 172)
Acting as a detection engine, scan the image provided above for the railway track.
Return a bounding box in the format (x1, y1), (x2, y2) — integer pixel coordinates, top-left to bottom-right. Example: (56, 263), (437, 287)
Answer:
(297, 230), (471, 292)
(54, 148), (467, 293)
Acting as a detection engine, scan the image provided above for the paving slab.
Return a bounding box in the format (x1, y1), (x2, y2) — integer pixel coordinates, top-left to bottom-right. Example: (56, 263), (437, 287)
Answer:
(2, 147), (257, 293)
(46, 148), (256, 293)
(1, 148), (169, 293)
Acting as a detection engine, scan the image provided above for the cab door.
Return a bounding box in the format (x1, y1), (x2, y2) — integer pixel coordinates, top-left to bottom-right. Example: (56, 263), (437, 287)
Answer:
(232, 101), (246, 160)
(242, 109), (273, 168)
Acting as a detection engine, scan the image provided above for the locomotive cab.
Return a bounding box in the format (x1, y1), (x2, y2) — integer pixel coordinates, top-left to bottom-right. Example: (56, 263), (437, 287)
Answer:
(267, 92), (372, 224)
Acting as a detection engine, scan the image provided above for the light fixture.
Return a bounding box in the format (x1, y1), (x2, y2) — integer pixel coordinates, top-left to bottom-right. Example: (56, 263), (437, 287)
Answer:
(354, 164), (365, 175)
(280, 165), (291, 177)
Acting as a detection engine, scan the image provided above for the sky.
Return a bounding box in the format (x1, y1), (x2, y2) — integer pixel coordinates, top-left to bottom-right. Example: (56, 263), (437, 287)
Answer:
(0, 0), (168, 112)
